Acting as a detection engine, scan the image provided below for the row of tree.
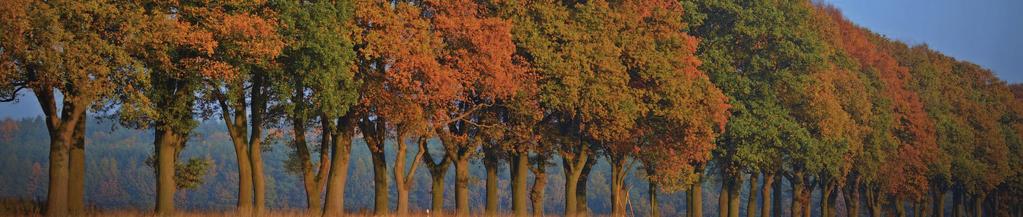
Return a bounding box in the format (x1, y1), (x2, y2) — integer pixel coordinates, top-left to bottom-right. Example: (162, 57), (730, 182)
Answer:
(1, 0), (1021, 217)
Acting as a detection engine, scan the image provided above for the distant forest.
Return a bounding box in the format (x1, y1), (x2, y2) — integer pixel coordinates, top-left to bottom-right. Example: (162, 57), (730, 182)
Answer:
(2, 0), (1023, 217)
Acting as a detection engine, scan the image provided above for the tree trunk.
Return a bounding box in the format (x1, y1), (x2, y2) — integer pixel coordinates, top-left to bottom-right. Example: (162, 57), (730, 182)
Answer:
(844, 176), (860, 217)
(322, 116), (353, 217)
(562, 148), (589, 217)
(790, 173), (807, 217)
(933, 189), (945, 217)
(821, 181), (836, 217)
(761, 172), (774, 217)
(691, 170), (704, 217)
(952, 187), (963, 217)
(155, 129), (179, 215)
(370, 148), (388, 215)
(229, 126), (254, 214)
(895, 198), (906, 217)
(394, 135), (426, 216)
(650, 180), (660, 217)
(729, 176), (742, 217)
(747, 173), (759, 217)
(609, 156), (629, 217)
(530, 155), (549, 217)
(971, 193), (984, 217)
(455, 154), (471, 216)
(68, 116), (86, 215)
(511, 153), (528, 217)
(39, 91), (86, 217)
(425, 143), (451, 215)
(577, 157), (593, 215)
(865, 187), (882, 217)
(485, 151), (500, 216)
(773, 175), (782, 217)
(720, 177), (730, 217)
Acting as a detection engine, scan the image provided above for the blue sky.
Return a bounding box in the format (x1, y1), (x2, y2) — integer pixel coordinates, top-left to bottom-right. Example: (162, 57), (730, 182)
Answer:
(2, 1), (1021, 119)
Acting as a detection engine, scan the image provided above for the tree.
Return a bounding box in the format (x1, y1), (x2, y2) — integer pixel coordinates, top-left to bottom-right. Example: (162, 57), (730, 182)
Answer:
(274, 0), (358, 215)
(1, 0), (143, 215)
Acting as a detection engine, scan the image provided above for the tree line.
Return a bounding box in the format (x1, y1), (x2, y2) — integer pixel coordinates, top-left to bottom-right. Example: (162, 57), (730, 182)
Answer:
(1, 0), (1021, 217)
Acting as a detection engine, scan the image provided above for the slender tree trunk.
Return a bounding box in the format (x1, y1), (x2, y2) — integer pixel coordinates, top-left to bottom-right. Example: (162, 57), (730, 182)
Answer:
(394, 135), (426, 216)
(952, 187), (963, 217)
(691, 169), (705, 217)
(484, 151), (500, 216)
(511, 153), (528, 217)
(844, 175), (860, 217)
(229, 126), (254, 214)
(971, 193), (984, 217)
(773, 175), (782, 217)
(865, 187), (882, 217)
(895, 198), (906, 217)
(729, 176), (742, 217)
(155, 129), (179, 216)
(761, 172), (774, 217)
(650, 179), (660, 217)
(68, 116), (86, 215)
(609, 155), (629, 217)
(821, 181), (835, 217)
(720, 176), (731, 217)
(530, 155), (549, 217)
(747, 173), (759, 217)
(455, 154), (471, 216)
(323, 116), (353, 217)
(249, 82), (268, 215)
(933, 189), (945, 217)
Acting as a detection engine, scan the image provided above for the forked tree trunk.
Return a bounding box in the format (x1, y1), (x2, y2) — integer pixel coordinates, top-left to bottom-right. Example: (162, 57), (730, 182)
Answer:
(609, 155), (629, 217)
(790, 172), (807, 217)
(394, 135), (426, 216)
(38, 90), (87, 217)
(933, 189), (946, 217)
(562, 145), (589, 217)
(360, 118), (388, 215)
(424, 140), (451, 215)
(510, 153), (529, 216)
(577, 157), (593, 215)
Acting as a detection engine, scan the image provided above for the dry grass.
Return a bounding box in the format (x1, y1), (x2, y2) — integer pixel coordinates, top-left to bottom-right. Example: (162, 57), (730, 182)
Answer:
(0, 200), (533, 217)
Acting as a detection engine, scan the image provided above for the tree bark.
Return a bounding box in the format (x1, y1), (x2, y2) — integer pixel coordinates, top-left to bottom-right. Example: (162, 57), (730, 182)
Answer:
(747, 173), (759, 217)
(728, 176), (742, 217)
(425, 144), (451, 215)
(691, 168), (705, 217)
(155, 128), (179, 216)
(895, 198), (906, 217)
(773, 175), (782, 217)
(511, 153), (529, 217)
(843, 175), (860, 217)
(971, 193), (984, 217)
(228, 120), (253, 214)
(323, 115), (354, 217)
(360, 117), (388, 215)
(790, 172), (807, 217)
(561, 145), (589, 217)
(68, 115), (86, 215)
(821, 180), (836, 217)
(577, 157), (593, 215)
(394, 135), (426, 216)
(530, 154), (549, 217)
(932, 189), (945, 217)
(609, 155), (629, 217)
(455, 154), (471, 216)
(952, 187), (963, 217)
(38, 90), (86, 217)
(720, 176), (730, 217)
(865, 186), (883, 217)
(761, 172), (774, 217)
(484, 150), (500, 216)
(650, 179), (660, 217)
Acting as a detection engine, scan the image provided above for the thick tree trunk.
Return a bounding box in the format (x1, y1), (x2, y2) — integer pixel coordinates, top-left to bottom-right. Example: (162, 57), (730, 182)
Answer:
(747, 173), (759, 217)
(230, 127), (254, 214)
(650, 180), (660, 217)
(455, 155), (471, 216)
(68, 116), (86, 215)
(322, 117), (353, 217)
(370, 149), (388, 215)
(577, 158), (592, 215)
(761, 172), (774, 217)
(485, 151), (500, 216)
(40, 92), (86, 217)
(729, 176), (742, 217)
(790, 173), (807, 217)
(432, 174), (446, 213)
(511, 153), (528, 217)
(155, 129), (179, 216)
(609, 156), (629, 217)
